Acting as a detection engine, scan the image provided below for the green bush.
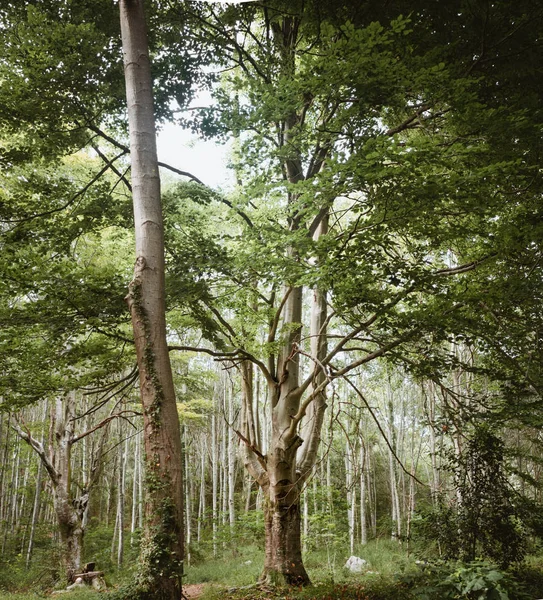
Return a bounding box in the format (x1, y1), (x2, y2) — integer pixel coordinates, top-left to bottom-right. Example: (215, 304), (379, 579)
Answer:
(412, 427), (530, 567)
(401, 561), (530, 600)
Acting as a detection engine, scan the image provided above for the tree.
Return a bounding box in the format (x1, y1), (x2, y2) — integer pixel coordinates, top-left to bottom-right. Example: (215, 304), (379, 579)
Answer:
(161, 0), (543, 584)
(1, 0), (543, 590)
(12, 393), (136, 582)
(119, 1), (184, 597)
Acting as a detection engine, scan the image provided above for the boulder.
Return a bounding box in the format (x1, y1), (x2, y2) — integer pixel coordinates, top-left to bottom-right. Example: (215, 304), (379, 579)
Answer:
(344, 556), (367, 572)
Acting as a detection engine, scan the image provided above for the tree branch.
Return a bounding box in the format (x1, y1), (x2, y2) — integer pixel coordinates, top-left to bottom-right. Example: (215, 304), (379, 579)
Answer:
(71, 410), (140, 444)
(12, 420), (59, 484)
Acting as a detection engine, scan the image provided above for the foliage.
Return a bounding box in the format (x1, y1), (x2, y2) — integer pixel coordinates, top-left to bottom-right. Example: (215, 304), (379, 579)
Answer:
(401, 561), (530, 600)
(413, 427), (529, 567)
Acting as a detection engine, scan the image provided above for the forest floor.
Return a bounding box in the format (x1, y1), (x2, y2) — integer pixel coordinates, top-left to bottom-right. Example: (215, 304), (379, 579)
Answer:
(3, 542), (543, 600)
(184, 583), (205, 599)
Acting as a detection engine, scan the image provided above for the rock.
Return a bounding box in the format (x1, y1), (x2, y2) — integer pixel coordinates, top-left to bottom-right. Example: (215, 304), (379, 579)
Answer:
(92, 575), (107, 591)
(243, 560), (252, 565)
(344, 556), (367, 572)
(52, 577), (86, 595)
(66, 577), (86, 591)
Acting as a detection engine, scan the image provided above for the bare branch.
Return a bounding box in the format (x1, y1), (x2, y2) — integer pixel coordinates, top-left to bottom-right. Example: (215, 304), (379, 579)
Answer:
(434, 254), (495, 276)
(71, 410), (141, 444)
(234, 428), (267, 468)
(12, 420), (58, 484)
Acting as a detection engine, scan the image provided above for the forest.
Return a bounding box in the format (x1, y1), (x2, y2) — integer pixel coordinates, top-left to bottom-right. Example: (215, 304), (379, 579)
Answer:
(1, 0), (543, 599)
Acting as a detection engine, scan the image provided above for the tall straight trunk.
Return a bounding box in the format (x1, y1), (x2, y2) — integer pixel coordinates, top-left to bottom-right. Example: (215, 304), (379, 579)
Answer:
(387, 391), (401, 541)
(138, 437), (143, 530)
(197, 439), (205, 543)
(425, 383), (440, 503)
(345, 440), (356, 554)
(368, 446), (377, 537)
(0, 415), (9, 528)
(117, 432), (128, 567)
(221, 412), (227, 529)
(130, 432), (140, 546)
(120, 1), (184, 596)
(359, 441), (367, 546)
(183, 427), (192, 565)
(9, 437), (21, 534)
(26, 432), (45, 568)
(302, 488), (308, 553)
(211, 412), (218, 557)
(227, 385), (236, 535)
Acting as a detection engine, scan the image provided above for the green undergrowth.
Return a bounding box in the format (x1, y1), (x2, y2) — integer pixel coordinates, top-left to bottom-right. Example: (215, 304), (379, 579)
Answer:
(191, 546), (543, 600)
(0, 591), (98, 600)
(184, 544), (264, 585)
(199, 579), (412, 600)
(185, 539), (412, 587)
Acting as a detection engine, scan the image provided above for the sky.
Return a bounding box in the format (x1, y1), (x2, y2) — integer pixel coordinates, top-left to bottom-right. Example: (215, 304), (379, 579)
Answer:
(156, 121), (233, 190)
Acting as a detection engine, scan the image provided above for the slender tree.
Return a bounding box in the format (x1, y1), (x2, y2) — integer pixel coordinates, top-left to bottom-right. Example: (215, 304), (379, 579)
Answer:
(119, 0), (184, 597)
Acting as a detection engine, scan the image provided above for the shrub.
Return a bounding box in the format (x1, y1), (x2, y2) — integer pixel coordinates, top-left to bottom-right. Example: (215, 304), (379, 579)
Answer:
(401, 560), (530, 600)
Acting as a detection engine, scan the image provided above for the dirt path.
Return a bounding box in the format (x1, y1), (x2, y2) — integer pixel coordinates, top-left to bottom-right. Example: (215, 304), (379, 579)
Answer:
(183, 583), (205, 599)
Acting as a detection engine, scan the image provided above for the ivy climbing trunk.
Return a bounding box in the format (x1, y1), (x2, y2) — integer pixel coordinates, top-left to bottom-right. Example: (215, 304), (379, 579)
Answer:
(120, 1), (184, 598)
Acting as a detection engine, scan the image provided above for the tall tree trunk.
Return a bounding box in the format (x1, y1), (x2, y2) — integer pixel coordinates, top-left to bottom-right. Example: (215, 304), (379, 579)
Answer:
(183, 427), (192, 566)
(26, 432), (45, 568)
(197, 437), (205, 543)
(259, 284), (310, 586)
(120, 0), (184, 596)
(117, 431), (128, 567)
(345, 439), (356, 554)
(359, 441), (368, 546)
(51, 395), (85, 582)
(211, 412), (218, 557)
(227, 384), (236, 536)
(130, 432), (140, 546)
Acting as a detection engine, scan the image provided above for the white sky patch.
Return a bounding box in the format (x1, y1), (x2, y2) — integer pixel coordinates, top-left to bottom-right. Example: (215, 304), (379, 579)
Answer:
(156, 121), (233, 190)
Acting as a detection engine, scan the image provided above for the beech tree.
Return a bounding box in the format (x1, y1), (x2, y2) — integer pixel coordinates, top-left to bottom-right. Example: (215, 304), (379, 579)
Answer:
(161, 0), (543, 584)
(119, 0), (184, 598)
(11, 393), (137, 582)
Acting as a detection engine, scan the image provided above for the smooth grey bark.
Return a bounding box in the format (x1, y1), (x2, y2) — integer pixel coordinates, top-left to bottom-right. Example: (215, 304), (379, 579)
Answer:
(26, 429), (45, 568)
(130, 432), (140, 546)
(227, 384), (236, 534)
(25, 451), (43, 566)
(211, 412), (218, 557)
(120, 0), (184, 596)
(359, 441), (368, 545)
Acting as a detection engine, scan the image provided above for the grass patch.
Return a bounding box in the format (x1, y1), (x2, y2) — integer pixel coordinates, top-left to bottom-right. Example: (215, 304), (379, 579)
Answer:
(185, 545), (263, 586)
(300, 538), (415, 584)
(199, 577), (412, 600)
(0, 591), (99, 600)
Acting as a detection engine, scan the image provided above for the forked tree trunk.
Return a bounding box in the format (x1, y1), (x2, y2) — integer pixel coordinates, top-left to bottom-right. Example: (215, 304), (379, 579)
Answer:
(14, 396), (89, 583)
(258, 283), (310, 586)
(234, 13), (333, 586)
(120, 1), (184, 597)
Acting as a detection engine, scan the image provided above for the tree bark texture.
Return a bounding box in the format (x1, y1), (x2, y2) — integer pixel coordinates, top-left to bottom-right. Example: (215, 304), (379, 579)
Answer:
(120, 0), (184, 597)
